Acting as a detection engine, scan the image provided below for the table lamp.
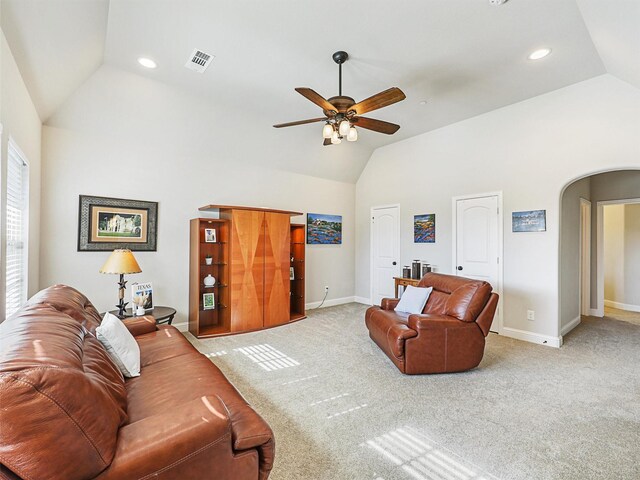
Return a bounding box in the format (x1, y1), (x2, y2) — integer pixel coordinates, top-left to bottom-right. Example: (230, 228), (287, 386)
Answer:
(100, 249), (142, 318)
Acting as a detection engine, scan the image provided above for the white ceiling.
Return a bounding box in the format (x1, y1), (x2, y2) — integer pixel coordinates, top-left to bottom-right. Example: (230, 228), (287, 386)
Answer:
(2, 0), (639, 182)
(1, 0), (109, 120)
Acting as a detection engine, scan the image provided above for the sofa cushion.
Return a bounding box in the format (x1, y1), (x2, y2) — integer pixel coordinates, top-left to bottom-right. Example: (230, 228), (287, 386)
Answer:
(96, 312), (141, 377)
(136, 325), (197, 367)
(26, 284), (103, 334)
(0, 304), (128, 480)
(125, 326), (273, 456)
(395, 286), (433, 314)
(444, 282), (492, 322)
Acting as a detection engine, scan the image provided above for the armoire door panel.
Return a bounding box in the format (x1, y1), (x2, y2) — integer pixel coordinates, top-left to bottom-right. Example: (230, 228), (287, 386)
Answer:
(264, 212), (291, 327)
(230, 210), (265, 332)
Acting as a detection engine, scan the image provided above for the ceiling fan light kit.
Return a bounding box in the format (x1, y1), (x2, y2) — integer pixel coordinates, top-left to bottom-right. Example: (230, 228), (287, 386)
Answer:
(274, 51), (406, 146)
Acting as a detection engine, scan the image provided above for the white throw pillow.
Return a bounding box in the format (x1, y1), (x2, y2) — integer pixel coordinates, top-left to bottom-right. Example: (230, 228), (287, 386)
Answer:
(96, 312), (141, 378)
(395, 285), (433, 314)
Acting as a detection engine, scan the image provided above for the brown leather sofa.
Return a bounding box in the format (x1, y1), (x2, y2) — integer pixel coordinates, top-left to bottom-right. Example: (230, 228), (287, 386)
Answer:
(365, 273), (498, 374)
(0, 285), (274, 480)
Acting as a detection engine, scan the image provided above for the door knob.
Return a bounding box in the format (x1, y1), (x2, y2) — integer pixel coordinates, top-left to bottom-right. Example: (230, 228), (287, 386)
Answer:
(392, 261), (397, 265)
(457, 266), (463, 271)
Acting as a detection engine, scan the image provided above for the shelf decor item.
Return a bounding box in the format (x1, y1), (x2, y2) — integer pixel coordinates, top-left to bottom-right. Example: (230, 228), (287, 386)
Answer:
(414, 214), (435, 243)
(307, 213), (342, 244)
(203, 293), (215, 310)
(204, 228), (216, 243)
(78, 195), (158, 251)
(99, 249), (142, 318)
(205, 254), (213, 265)
(204, 274), (216, 287)
(512, 210), (546, 232)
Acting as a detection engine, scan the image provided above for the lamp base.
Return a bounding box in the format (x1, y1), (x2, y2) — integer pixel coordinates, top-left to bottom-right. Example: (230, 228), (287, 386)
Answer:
(116, 273), (129, 319)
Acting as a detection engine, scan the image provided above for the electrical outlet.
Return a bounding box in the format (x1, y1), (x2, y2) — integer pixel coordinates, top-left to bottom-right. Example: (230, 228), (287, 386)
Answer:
(324, 286), (329, 292)
(527, 310), (535, 321)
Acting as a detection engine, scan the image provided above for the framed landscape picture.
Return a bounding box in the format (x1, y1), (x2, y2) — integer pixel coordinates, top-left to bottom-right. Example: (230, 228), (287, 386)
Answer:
(78, 195), (158, 251)
(414, 214), (436, 243)
(307, 213), (342, 244)
(512, 210), (546, 232)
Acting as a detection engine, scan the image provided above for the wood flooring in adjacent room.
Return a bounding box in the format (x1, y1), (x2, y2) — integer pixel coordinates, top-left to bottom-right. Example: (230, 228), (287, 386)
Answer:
(185, 304), (640, 480)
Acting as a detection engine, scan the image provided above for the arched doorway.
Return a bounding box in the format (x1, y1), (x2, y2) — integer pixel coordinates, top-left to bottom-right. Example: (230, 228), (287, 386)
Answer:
(559, 168), (640, 338)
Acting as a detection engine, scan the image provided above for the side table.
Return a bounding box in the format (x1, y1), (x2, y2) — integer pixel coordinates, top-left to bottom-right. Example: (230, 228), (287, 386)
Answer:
(106, 306), (177, 325)
(393, 277), (420, 298)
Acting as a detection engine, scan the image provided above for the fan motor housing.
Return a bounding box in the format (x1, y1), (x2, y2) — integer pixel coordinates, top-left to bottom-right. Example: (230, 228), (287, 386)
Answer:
(325, 96), (356, 116)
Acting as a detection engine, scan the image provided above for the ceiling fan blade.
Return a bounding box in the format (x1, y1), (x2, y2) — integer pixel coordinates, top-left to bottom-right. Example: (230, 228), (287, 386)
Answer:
(349, 87), (406, 116)
(353, 117), (400, 135)
(295, 88), (337, 114)
(273, 117), (327, 128)
(323, 138), (333, 146)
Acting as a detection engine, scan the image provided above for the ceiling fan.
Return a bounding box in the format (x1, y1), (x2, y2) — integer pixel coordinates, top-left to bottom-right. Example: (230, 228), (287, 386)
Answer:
(274, 51), (406, 145)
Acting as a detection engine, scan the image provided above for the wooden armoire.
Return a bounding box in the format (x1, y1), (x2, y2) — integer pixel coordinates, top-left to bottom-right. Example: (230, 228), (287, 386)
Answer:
(190, 205), (305, 338)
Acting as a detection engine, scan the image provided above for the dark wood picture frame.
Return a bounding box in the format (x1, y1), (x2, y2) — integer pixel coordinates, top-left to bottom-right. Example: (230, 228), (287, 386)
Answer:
(78, 195), (158, 251)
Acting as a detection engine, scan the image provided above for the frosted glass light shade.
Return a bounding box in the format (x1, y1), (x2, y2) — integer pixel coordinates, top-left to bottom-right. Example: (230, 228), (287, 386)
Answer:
(331, 131), (341, 144)
(100, 249), (142, 274)
(347, 126), (358, 142)
(322, 123), (333, 139)
(338, 120), (350, 136)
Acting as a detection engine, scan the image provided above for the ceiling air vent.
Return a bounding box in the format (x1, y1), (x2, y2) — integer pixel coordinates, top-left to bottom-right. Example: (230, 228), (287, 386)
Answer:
(185, 49), (214, 73)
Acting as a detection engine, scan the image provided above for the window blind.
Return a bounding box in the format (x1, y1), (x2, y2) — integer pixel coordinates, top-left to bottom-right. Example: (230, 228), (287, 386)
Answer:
(6, 143), (29, 318)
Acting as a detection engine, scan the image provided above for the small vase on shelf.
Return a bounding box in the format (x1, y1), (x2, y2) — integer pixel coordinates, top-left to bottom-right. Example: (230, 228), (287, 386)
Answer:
(203, 274), (216, 287)
(205, 255), (213, 265)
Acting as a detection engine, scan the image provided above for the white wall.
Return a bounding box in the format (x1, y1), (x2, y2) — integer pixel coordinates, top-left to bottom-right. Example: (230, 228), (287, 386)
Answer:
(559, 176), (590, 329)
(603, 204), (625, 304)
(356, 74), (640, 345)
(40, 65), (355, 326)
(0, 30), (42, 320)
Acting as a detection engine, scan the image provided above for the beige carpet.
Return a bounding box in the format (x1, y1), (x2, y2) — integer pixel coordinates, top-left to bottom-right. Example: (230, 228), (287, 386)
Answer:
(185, 304), (640, 480)
(604, 306), (640, 326)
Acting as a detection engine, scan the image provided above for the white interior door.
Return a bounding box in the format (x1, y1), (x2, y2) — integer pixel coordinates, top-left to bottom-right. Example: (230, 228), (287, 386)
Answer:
(371, 205), (400, 305)
(455, 195), (500, 332)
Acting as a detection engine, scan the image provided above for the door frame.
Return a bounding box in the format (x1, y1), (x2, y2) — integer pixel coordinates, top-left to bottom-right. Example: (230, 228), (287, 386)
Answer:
(451, 191), (504, 334)
(595, 197), (640, 316)
(370, 204), (401, 305)
(579, 198), (591, 317)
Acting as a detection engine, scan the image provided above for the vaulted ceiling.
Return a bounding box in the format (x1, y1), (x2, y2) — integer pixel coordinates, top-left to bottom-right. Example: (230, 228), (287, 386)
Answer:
(2, 0), (639, 182)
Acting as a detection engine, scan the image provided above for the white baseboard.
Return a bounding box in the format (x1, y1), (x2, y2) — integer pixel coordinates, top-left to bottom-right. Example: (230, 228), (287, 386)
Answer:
(589, 308), (603, 317)
(171, 320), (188, 332)
(354, 296), (372, 305)
(306, 296), (355, 310)
(560, 316), (581, 336)
(501, 327), (562, 348)
(604, 300), (640, 313)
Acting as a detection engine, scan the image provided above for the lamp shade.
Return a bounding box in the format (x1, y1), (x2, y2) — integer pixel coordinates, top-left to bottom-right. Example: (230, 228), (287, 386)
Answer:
(99, 249), (142, 274)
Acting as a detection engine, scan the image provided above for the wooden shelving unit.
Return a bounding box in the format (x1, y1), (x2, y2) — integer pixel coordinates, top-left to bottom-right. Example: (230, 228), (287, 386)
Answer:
(290, 223), (306, 321)
(189, 218), (231, 337)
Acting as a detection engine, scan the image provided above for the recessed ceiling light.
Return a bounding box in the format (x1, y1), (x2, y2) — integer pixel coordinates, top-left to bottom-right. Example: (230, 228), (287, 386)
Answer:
(528, 48), (551, 61)
(138, 57), (157, 69)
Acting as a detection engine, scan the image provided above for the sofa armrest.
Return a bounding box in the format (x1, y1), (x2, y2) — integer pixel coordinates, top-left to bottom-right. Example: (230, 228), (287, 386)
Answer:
(407, 313), (475, 331)
(98, 395), (232, 479)
(380, 298), (400, 310)
(122, 315), (157, 336)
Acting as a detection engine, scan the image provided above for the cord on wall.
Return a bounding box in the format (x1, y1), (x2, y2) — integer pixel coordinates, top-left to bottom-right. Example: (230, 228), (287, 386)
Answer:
(313, 289), (329, 309)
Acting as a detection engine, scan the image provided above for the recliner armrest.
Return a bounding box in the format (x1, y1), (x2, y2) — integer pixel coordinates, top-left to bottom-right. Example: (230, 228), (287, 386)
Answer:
(380, 298), (400, 310)
(122, 315), (157, 336)
(98, 395), (231, 479)
(407, 313), (473, 331)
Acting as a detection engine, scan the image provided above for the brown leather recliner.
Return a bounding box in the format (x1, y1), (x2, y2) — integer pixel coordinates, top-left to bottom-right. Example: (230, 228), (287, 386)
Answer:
(0, 285), (274, 480)
(365, 273), (498, 374)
